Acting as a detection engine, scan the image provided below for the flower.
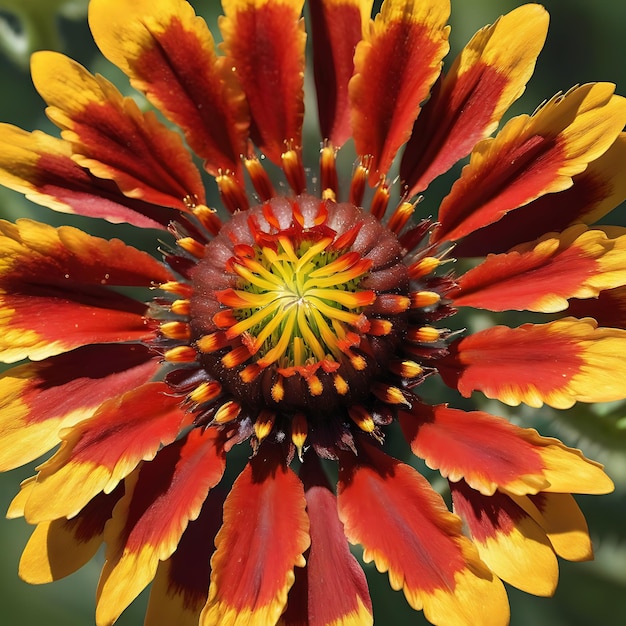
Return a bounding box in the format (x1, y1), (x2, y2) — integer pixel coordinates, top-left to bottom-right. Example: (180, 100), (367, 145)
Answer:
(0, 0), (624, 625)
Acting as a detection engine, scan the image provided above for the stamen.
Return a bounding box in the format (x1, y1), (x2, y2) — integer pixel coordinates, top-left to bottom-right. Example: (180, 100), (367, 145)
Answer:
(409, 326), (441, 343)
(159, 281), (194, 297)
(177, 237), (206, 259)
(281, 145), (306, 194)
(216, 170), (249, 213)
(389, 359), (423, 379)
(409, 256), (440, 279)
(160, 321), (191, 340)
(348, 405), (376, 432)
(188, 381), (222, 405)
(163, 346), (197, 363)
(291, 412), (308, 460)
(245, 155), (275, 201)
(170, 299), (191, 316)
(350, 156), (371, 207)
(411, 291), (441, 308)
(370, 180), (390, 219)
(254, 410), (276, 442)
(372, 383), (411, 406)
(387, 201), (415, 234)
(214, 400), (241, 424)
(320, 143), (338, 201)
(192, 204), (222, 236)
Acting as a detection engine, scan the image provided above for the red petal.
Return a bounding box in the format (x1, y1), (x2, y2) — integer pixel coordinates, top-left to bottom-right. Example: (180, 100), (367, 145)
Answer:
(145, 488), (226, 626)
(309, 0), (372, 146)
(455, 133), (626, 256)
(23, 382), (188, 524)
(19, 484), (124, 584)
(433, 84), (626, 243)
(438, 318), (626, 408)
(0, 219), (170, 362)
(202, 444), (310, 626)
(0, 344), (158, 471)
(96, 428), (226, 626)
(350, 0), (450, 182)
(31, 51), (206, 210)
(401, 5), (549, 195)
(451, 481), (558, 597)
(0, 124), (182, 228)
(220, 0), (306, 163)
(452, 225), (626, 313)
(337, 440), (509, 626)
(89, 0), (249, 176)
(399, 403), (544, 495)
(300, 455), (372, 626)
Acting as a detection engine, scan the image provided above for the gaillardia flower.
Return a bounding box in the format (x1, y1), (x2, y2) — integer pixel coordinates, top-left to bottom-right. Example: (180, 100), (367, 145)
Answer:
(0, 0), (624, 624)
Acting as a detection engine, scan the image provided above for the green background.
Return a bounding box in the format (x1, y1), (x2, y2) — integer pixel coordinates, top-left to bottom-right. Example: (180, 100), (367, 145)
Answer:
(0, 1), (625, 624)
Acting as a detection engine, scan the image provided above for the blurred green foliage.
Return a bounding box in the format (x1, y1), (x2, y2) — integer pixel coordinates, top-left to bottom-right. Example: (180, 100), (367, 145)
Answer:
(0, 1), (625, 625)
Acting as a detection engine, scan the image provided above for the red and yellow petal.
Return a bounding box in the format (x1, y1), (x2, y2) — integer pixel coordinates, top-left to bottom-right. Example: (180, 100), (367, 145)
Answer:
(298, 455), (373, 626)
(451, 481), (559, 597)
(350, 0), (450, 183)
(0, 124), (180, 228)
(0, 344), (158, 471)
(433, 83), (626, 243)
(401, 4), (549, 195)
(31, 51), (206, 210)
(399, 403), (545, 495)
(337, 440), (509, 626)
(96, 429), (226, 626)
(438, 317), (626, 408)
(309, 0), (372, 147)
(89, 0), (249, 176)
(452, 225), (626, 312)
(201, 445), (310, 626)
(22, 382), (189, 524)
(455, 133), (626, 256)
(220, 0), (305, 164)
(18, 484), (124, 584)
(144, 488), (226, 626)
(400, 403), (611, 497)
(0, 219), (170, 362)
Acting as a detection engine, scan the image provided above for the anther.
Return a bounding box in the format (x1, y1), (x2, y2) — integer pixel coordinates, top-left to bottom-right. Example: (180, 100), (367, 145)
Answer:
(387, 201), (415, 234)
(348, 405), (376, 432)
(192, 205), (222, 236)
(370, 180), (390, 220)
(245, 155), (275, 201)
(320, 143), (339, 201)
(188, 381), (222, 405)
(160, 321), (191, 340)
(281, 145), (306, 195)
(216, 170), (249, 213)
(170, 299), (191, 316)
(254, 410), (276, 443)
(177, 237), (206, 259)
(163, 346), (197, 363)
(408, 256), (440, 279)
(159, 281), (194, 297)
(291, 413), (308, 461)
(214, 400), (241, 424)
(350, 155), (372, 207)
(408, 326), (441, 343)
(410, 291), (441, 308)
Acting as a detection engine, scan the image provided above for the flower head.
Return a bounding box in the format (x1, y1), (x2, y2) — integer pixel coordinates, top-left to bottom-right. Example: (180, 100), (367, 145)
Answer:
(0, 1), (625, 625)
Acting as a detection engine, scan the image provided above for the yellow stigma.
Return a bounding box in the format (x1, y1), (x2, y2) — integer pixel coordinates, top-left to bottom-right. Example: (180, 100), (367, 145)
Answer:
(216, 236), (374, 370)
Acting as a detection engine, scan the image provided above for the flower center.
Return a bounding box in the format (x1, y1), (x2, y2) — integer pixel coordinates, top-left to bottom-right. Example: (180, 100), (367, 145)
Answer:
(220, 232), (374, 371)
(189, 195), (410, 414)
